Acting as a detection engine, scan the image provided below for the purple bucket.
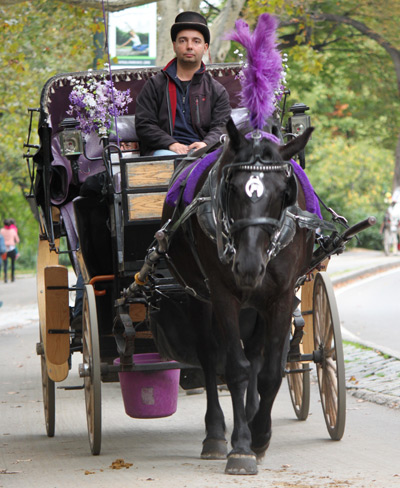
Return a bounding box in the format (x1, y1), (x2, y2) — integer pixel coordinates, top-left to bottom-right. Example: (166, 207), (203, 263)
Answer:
(114, 353), (180, 419)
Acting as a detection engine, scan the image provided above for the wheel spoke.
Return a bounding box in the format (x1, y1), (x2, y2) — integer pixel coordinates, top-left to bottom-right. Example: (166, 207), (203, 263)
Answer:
(82, 285), (101, 455)
(313, 273), (346, 440)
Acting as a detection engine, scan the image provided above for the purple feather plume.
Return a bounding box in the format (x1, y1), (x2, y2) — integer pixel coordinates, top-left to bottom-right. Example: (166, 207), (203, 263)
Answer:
(226, 14), (282, 130)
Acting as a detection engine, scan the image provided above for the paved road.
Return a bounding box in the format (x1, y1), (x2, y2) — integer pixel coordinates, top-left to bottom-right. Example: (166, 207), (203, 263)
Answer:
(1, 249), (400, 486)
(336, 267), (400, 354)
(1, 249), (400, 411)
(1, 322), (400, 487)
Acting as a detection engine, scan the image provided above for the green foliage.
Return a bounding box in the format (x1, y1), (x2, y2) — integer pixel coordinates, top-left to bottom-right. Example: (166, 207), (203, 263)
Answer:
(304, 135), (393, 249)
(0, 1), (103, 269)
(0, 171), (38, 269)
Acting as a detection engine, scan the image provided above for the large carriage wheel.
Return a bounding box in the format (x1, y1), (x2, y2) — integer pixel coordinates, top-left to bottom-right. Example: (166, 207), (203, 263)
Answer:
(286, 361), (310, 421)
(313, 272), (346, 440)
(81, 284), (102, 455)
(38, 333), (55, 437)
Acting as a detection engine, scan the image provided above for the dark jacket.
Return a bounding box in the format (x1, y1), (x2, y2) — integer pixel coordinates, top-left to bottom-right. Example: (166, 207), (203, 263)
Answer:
(135, 59), (231, 156)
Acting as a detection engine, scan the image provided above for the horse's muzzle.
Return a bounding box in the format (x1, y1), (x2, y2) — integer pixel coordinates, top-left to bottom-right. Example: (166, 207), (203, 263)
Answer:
(232, 252), (267, 289)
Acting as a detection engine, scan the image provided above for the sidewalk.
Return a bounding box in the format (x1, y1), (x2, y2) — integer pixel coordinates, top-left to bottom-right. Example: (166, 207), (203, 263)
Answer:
(327, 249), (400, 409)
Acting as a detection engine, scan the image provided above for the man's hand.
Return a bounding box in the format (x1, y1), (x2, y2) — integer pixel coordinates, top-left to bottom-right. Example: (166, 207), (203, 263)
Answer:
(169, 142), (190, 154)
(188, 141), (207, 151)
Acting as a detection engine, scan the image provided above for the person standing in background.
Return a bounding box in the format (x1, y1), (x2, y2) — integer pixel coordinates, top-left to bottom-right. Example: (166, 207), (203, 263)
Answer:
(1, 218), (20, 282)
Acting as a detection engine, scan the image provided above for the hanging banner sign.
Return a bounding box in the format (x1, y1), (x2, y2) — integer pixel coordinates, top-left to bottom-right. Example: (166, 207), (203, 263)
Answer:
(109, 2), (157, 67)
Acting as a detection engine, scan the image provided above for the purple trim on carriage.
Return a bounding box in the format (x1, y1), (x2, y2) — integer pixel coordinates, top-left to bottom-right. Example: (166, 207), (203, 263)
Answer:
(165, 132), (322, 218)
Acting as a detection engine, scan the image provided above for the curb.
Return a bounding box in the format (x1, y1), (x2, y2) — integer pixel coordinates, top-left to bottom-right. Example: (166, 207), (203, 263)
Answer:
(330, 259), (400, 361)
(346, 387), (400, 410)
(328, 261), (400, 409)
(330, 259), (400, 287)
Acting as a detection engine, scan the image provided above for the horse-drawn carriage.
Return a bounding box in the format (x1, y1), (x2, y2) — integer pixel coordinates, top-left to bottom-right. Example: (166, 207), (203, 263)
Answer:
(24, 59), (375, 474)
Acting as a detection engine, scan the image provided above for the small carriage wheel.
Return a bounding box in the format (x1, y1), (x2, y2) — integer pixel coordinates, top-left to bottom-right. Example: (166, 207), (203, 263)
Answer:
(39, 332), (55, 437)
(286, 361), (310, 421)
(82, 284), (102, 455)
(313, 272), (346, 440)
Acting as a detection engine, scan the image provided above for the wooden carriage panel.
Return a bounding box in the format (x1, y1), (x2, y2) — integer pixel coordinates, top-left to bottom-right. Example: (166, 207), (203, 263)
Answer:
(300, 279), (314, 355)
(45, 265), (70, 366)
(126, 161), (174, 188)
(300, 259), (330, 356)
(37, 209), (69, 382)
(127, 192), (166, 221)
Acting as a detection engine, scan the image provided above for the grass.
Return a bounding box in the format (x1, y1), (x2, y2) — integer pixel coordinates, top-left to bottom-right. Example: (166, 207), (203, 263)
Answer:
(343, 340), (395, 361)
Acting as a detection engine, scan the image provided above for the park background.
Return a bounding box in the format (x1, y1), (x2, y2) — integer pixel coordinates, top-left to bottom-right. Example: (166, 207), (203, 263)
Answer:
(0, 0), (399, 271)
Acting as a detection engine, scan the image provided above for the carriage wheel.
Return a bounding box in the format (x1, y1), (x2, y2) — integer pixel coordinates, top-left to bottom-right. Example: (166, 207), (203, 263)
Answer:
(82, 284), (102, 455)
(38, 334), (55, 437)
(286, 362), (310, 421)
(313, 272), (346, 440)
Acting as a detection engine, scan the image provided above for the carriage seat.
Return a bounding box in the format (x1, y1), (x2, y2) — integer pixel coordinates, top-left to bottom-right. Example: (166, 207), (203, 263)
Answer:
(109, 115), (138, 143)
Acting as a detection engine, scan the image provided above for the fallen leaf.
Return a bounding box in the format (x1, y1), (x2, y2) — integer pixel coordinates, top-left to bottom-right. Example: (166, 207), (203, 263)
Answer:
(84, 470), (95, 475)
(0, 469), (21, 474)
(110, 458), (133, 470)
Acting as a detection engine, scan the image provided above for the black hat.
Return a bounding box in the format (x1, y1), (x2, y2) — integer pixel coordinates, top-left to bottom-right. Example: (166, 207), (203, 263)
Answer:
(170, 11), (210, 45)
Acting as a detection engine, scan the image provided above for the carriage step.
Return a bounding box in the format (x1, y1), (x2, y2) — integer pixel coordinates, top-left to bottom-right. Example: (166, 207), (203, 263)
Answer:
(48, 329), (73, 334)
(285, 367), (312, 374)
(57, 384), (84, 390)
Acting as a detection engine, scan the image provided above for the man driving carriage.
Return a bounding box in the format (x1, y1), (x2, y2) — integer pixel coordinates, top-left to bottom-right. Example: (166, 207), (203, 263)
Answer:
(135, 11), (232, 156)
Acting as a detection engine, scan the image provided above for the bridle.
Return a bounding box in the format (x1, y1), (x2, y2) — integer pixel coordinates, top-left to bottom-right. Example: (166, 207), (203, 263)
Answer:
(215, 133), (296, 265)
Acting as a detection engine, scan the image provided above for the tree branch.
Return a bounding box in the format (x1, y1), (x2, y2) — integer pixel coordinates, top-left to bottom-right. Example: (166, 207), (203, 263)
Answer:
(311, 12), (400, 94)
(0, 0), (159, 11)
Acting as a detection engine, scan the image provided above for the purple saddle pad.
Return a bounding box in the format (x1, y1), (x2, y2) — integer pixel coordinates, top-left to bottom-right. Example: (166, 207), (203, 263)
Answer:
(165, 133), (321, 219)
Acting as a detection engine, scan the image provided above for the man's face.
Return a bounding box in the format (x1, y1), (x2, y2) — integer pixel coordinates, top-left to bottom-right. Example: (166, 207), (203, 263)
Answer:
(173, 29), (208, 67)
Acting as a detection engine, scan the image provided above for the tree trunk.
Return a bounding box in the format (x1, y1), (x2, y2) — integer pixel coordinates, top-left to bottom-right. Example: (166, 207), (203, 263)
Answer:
(209, 0), (246, 63)
(395, 134), (400, 191)
(157, 0), (245, 66)
(156, 0), (202, 66)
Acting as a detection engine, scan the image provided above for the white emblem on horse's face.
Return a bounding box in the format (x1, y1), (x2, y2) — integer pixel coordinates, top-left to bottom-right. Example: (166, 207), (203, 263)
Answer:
(245, 175), (264, 201)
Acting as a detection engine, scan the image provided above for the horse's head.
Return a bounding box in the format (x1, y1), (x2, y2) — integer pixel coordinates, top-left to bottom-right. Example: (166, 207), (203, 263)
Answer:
(217, 118), (314, 290)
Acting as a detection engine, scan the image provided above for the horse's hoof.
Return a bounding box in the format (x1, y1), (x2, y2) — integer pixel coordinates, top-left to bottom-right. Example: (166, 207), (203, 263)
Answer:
(225, 453), (258, 475)
(251, 440), (270, 463)
(201, 438), (227, 460)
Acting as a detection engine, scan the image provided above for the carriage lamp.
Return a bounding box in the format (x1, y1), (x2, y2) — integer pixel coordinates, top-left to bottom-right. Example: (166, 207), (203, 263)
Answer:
(59, 117), (83, 157)
(288, 103), (311, 169)
(288, 103), (311, 136)
(59, 117), (83, 185)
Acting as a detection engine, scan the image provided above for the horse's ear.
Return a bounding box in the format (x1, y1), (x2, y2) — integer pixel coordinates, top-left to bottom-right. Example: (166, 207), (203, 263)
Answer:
(226, 117), (248, 152)
(279, 127), (314, 161)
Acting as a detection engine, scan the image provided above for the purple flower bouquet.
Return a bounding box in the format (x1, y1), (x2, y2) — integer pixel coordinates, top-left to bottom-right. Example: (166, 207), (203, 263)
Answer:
(67, 71), (132, 137)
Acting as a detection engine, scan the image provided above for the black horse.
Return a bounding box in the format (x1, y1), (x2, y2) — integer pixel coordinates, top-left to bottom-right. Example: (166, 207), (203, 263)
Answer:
(160, 119), (315, 475)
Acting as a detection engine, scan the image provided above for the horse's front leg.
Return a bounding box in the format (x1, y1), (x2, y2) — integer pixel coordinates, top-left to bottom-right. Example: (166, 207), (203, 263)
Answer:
(249, 296), (293, 461)
(187, 297), (228, 460)
(240, 310), (264, 424)
(214, 302), (258, 475)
